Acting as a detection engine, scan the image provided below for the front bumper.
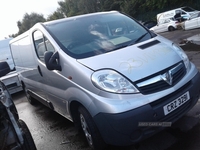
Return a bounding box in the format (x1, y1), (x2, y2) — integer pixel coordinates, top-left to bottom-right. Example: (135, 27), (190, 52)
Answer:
(93, 72), (200, 146)
(0, 71), (23, 94)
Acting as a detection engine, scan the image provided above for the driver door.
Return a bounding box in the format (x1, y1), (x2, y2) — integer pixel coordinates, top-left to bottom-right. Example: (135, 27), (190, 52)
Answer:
(33, 30), (69, 116)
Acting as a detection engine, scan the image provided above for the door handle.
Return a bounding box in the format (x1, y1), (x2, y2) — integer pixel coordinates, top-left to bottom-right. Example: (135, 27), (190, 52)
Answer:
(37, 66), (43, 77)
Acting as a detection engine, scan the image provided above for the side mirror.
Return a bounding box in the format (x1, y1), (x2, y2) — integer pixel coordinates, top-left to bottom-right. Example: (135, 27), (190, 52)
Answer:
(0, 61), (10, 77)
(44, 51), (62, 71)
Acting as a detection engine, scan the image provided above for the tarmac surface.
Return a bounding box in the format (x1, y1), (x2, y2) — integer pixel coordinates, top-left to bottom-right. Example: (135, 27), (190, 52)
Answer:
(12, 28), (200, 150)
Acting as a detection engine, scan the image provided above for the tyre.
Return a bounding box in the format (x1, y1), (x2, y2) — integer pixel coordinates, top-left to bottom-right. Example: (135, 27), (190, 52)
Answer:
(168, 26), (175, 31)
(78, 106), (106, 150)
(18, 119), (37, 150)
(24, 85), (36, 105)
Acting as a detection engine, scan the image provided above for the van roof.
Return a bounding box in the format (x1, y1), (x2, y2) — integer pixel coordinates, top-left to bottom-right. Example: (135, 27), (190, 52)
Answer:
(157, 6), (196, 16)
(43, 11), (118, 26)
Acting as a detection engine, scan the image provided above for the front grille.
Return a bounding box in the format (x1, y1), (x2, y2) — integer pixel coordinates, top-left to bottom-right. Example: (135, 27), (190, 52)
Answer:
(135, 62), (186, 94)
(150, 81), (191, 108)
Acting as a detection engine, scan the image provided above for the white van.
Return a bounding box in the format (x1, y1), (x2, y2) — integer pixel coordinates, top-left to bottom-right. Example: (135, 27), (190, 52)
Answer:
(10, 11), (200, 149)
(0, 38), (22, 94)
(157, 6), (198, 23)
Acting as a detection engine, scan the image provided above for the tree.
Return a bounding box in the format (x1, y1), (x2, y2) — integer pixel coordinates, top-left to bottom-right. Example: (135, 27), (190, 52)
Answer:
(58, 0), (101, 17)
(47, 8), (65, 21)
(78, 0), (99, 13)
(17, 13), (46, 35)
(9, 0), (199, 37)
(58, 0), (80, 17)
(100, 0), (121, 11)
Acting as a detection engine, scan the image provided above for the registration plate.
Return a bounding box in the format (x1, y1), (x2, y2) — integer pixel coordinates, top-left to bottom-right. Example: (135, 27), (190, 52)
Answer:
(163, 91), (190, 115)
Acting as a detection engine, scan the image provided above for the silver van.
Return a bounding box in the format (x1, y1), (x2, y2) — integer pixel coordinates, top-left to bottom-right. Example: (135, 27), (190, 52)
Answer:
(10, 11), (200, 149)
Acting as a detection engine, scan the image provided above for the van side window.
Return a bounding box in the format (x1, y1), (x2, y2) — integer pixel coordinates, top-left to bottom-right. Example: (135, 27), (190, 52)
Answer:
(33, 31), (55, 62)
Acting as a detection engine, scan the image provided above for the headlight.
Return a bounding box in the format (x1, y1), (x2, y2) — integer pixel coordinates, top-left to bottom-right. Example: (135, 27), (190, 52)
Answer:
(172, 43), (190, 71)
(91, 70), (139, 93)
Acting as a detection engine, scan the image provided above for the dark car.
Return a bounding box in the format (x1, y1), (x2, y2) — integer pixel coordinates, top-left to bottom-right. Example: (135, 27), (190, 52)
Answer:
(0, 61), (37, 150)
(143, 20), (157, 29)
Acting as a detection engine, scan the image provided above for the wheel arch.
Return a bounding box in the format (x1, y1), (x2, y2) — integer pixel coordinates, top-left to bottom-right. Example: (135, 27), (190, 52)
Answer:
(65, 87), (96, 122)
(69, 101), (106, 149)
(69, 100), (82, 125)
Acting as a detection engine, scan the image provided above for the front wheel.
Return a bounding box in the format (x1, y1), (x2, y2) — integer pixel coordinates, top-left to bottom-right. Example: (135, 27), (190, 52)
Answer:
(78, 106), (106, 150)
(168, 26), (175, 31)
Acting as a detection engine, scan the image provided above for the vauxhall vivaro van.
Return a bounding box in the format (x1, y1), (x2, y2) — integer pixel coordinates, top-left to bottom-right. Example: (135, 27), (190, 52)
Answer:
(10, 11), (200, 149)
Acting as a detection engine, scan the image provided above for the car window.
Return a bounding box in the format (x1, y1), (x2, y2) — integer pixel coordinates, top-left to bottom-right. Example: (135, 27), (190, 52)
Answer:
(45, 12), (151, 59)
(33, 30), (55, 62)
(164, 19), (170, 23)
(159, 19), (170, 24)
(159, 19), (164, 24)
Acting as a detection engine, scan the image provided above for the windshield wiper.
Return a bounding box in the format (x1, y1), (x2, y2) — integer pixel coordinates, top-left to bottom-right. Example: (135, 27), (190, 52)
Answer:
(128, 32), (148, 46)
(111, 44), (128, 51)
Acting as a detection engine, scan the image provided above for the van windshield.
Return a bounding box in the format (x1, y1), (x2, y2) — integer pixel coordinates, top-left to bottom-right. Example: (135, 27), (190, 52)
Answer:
(45, 12), (152, 59)
(182, 6), (195, 12)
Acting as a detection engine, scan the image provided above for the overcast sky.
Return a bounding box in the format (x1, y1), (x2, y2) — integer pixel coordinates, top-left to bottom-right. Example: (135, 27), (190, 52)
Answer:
(0, 0), (62, 40)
